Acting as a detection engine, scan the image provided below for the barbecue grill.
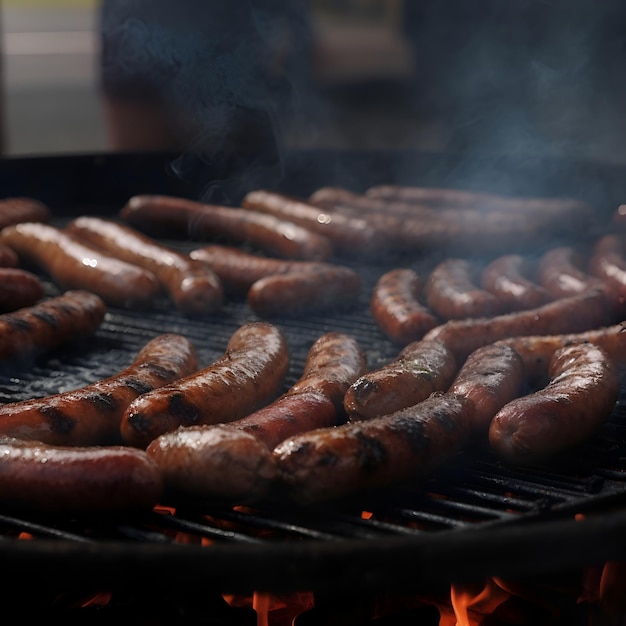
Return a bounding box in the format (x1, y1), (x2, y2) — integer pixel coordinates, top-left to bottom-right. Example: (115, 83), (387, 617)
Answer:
(2, 149), (626, 623)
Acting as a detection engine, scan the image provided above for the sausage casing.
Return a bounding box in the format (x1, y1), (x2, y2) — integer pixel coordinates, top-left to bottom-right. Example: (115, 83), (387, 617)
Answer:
(344, 339), (458, 421)
(536, 246), (600, 299)
(121, 322), (290, 448)
(0, 197), (51, 229)
(0, 333), (198, 446)
(489, 343), (620, 465)
(0, 267), (45, 312)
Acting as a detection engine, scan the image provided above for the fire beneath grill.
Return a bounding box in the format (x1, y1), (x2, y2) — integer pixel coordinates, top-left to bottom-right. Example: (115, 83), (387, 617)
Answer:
(2, 151), (626, 623)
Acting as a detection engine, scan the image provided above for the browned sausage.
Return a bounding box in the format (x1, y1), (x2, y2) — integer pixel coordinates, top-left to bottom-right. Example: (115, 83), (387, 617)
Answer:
(241, 189), (390, 256)
(120, 194), (333, 261)
(0, 243), (18, 267)
(370, 268), (439, 345)
(146, 332), (367, 502)
(422, 287), (614, 365)
(344, 339), (458, 421)
(246, 265), (361, 318)
(0, 333), (198, 446)
(0, 267), (45, 312)
(0, 222), (161, 309)
(66, 216), (223, 315)
(536, 246), (600, 299)
(121, 322), (290, 448)
(0, 197), (51, 229)
(489, 343), (620, 465)
(589, 234), (626, 318)
(189, 244), (334, 295)
(0, 436), (163, 514)
(0, 289), (106, 363)
(273, 392), (474, 505)
(480, 254), (552, 311)
(426, 258), (501, 320)
(448, 342), (526, 431)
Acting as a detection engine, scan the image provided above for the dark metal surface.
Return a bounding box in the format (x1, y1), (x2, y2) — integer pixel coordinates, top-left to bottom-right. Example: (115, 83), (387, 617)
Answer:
(1, 150), (626, 597)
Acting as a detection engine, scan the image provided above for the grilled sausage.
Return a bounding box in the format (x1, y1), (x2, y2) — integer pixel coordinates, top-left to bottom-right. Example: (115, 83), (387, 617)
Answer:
(480, 254), (552, 311)
(120, 194), (333, 261)
(0, 289), (106, 363)
(273, 392), (474, 505)
(422, 287), (614, 365)
(426, 258), (501, 320)
(146, 332), (367, 502)
(241, 189), (390, 256)
(536, 246), (600, 299)
(344, 339), (458, 421)
(588, 234), (626, 317)
(370, 268), (440, 345)
(0, 244), (18, 267)
(489, 343), (620, 465)
(247, 265), (361, 318)
(0, 436), (163, 514)
(0, 222), (161, 309)
(448, 342), (526, 431)
(0, 197), (51, 229)
(190, 244), (332, 295)
(0, 268), (45, 312)
(121, 322), (290, 448)
(0, 333), (198, 446)
(66, 216), (223, 315)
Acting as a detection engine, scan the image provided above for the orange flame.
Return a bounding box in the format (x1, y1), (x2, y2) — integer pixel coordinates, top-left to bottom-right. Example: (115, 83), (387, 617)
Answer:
(440, 578), (511, 626)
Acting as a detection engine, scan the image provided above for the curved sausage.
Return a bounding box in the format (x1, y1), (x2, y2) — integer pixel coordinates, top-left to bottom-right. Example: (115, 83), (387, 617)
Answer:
(489, 343), (620, 465)
(0, 289), (106, 363)
(66, 216), (223, 315)
(121, 322), (290, 448)
(0, 436), (163, 514)
(246, 265), (361, 318)
(0, 243), (18, 267)
(120, 194), (333, 261)
(480, 254), (552, 311)
(536, 246), (600, 299)
(344, 339), (458, 421)
(241, 189), (390, 256)
(426, 258), (501, 320)
(0, 333), (198, 446)
(588, 234), (626, 318)
(0, 197), (51, 229)
(273, 392), (474, 505)
(0, 222), (161, 309)
(448, 342), (526, 431)
(370, 268), (439, 345)
(0, 267), (45, 312)
(189, 244), (332, 295)
(422, 287), (614, 365)
(146, 332), (367, 502)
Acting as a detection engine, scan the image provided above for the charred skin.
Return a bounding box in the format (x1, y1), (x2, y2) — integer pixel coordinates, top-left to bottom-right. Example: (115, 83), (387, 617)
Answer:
(370, 268), (439, 345)
(588, 234), (626, 318)
(120, 194), (334, 262)
(241, 189), (390, 256)
(422, 287), (614, 365)
(273, 392), (475, 505)
(489, 343), (620, 466)
(66, 216), (223, 316)
(0, 333), (198, 446)
(426, 258), (501, 320)
(536, 246), (600, 299)
(147, 332), (367, 502)
(0, 222), (161, 309)
(121, 322), (290, 448)
(190, 244), (333, 295)
(344, 339), (458, 421)
(0, 289), (106, 362)
(247, 265), (361, 318)
(480, 254), (552, 312)
(448, 342), (526, 431)
(0, 436), (163, 514)
(0, 197), (51, 229)
(0, 268), (45, 312)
